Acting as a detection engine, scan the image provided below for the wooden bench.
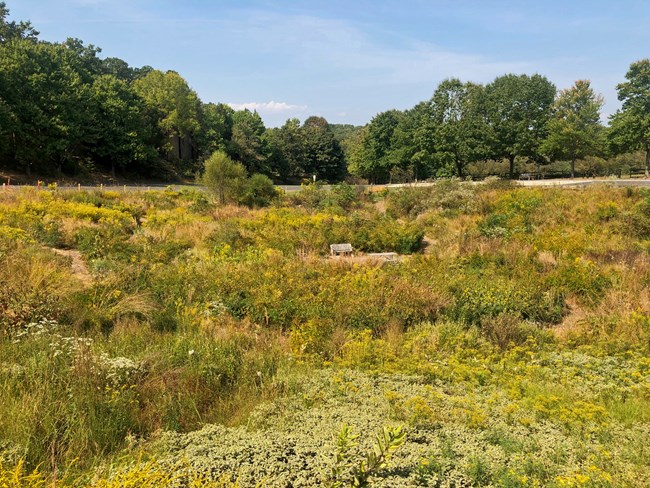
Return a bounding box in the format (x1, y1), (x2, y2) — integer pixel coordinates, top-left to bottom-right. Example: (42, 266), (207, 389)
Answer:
(330, 243), (353, 256)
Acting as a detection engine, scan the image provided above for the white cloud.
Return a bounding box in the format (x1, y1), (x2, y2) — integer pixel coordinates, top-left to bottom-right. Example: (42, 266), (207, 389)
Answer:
(213, 10), (625, 122)
(215, 11), (533, 90)
(227, 101), (307, 113)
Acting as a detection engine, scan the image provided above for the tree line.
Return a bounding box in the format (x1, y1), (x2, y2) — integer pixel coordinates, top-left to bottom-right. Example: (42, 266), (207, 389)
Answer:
(1, 2), (649, 183)
(349, 69), (650, 183)
(0, 3), (346, 182)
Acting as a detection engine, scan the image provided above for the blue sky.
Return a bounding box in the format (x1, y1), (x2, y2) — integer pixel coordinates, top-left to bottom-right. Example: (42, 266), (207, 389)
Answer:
(7, 0), (650, 127)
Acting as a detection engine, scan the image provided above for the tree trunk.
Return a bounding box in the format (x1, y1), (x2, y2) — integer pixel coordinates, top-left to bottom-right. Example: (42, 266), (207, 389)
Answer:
(571, 159), (575, 179)
(508, 155), (515, 180)
(645, 148), (650, 178)
(111, 161), (116, 179)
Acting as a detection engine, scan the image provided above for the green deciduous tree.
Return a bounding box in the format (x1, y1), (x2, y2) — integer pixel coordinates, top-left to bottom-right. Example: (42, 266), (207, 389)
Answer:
(133, 69), (201, 168)
(264, 118), (305, 181)
(346, 126), (373, 182)
(609, 59), (650, 176)
(363, 110), (403, 182)
(541, 80), (605, 177)
(87, 74), (152, 177)
(0, 96), (13, 162)
(427, 79), (488, 178)
(347, 110), (413, 183)
(229, 109), (267, 174)
(0, 39), (91, 174)
(389, 104), (431, 181)
(485, 74), (556, 178)
(199, 102), (234, 160)
(302, 116), (346, 182)
(101, 57), (137, 82)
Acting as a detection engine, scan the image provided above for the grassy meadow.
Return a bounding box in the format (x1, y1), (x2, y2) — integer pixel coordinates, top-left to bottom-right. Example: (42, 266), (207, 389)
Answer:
(1, 180), (649, 486)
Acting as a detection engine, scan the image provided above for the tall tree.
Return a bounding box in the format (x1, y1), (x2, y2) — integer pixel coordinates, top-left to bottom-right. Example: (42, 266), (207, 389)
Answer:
(541, 80), (605, 177)
(264, 118), (305, 181)
(427, 79), (487, 177)
(365, 110), (403, 182)
(87, 75), (152, 177)
(391, 103), (434, 181)
(346, 126), (373, 181)
(229, 109), (267, 174)
(302, 116), (346, 182)
(133, 69), (201, 165)
(101, 57), (137, 82)
(609, 59), (650, 176)
(62, 38), (103, 82)
(484, 74), (556, 178)
(346, 110), (409, 184)
(199, 102), (234, 159)
(0, 40), (91, 174)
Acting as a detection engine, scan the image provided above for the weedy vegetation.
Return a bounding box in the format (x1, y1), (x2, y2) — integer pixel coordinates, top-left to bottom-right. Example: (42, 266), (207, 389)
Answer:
(1, 180), (650, 486)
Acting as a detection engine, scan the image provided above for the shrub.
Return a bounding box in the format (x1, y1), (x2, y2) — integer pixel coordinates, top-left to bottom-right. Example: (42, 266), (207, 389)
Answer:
(478, 191), (543, 238)
(325, 183), (363, 211)
(349, 214), (424, 254)
(285, 182), (364, 212)
(480, 313), (552, 349)
(200, 151), (247, 205)
(240, 173), (279, 208)
(385, 180), (479, 218)
(450, 276), (565, 325)
(624, 195), (650, 238)
(546, 258), (611, 305)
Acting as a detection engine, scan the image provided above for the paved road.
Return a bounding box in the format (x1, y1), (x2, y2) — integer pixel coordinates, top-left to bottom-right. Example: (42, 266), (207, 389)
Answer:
(2, 182), (309, 192)
(378, 179), (650, 189)
(4, 178), (650, 193)
(516, 178), (650, 188)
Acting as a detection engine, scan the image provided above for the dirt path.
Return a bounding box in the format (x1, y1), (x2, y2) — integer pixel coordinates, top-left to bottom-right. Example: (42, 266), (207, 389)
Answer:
(421, 235), (436, 254)
(51, 248), (93, 286)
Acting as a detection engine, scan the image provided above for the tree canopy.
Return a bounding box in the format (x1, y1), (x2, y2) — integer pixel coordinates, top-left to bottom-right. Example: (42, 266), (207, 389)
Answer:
(609, 59), (650, 175)
(484, 74), (556, 178)
(541, 80), (605, 177)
